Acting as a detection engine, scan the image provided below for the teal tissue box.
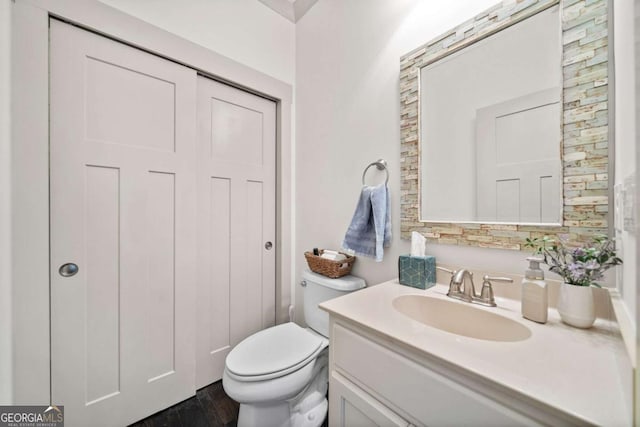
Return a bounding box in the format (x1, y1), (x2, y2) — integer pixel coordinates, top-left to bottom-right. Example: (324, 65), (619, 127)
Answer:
(398, 255), (436, 289)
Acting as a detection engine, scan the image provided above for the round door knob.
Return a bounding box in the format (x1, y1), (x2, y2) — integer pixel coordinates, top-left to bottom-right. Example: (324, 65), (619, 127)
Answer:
(59, 263), (79, 277)
(264, 241), (273, 250)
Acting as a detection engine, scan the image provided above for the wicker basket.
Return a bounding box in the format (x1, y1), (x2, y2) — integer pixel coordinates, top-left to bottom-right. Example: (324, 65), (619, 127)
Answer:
(304, 250), (356, 279)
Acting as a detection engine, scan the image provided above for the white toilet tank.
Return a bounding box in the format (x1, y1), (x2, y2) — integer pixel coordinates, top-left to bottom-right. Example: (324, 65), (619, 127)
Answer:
(302, 270), (366, 337)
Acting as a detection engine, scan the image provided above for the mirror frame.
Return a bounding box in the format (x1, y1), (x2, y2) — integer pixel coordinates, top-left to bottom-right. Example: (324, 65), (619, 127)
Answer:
(400, 0), (611, 250)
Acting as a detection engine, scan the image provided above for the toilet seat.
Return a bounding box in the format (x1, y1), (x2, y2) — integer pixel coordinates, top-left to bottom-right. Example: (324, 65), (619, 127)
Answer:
(226, 322), (327, 382)
(223, 351), (328, 404)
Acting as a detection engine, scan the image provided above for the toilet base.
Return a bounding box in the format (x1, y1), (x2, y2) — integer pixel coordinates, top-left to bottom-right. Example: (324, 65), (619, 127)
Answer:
(237, 387), (327, 427)
(238, 401), (292, 427)
(235, 354), (328, 427)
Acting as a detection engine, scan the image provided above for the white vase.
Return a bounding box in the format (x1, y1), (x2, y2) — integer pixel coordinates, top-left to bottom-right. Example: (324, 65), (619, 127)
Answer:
(557, 282), (596, 328)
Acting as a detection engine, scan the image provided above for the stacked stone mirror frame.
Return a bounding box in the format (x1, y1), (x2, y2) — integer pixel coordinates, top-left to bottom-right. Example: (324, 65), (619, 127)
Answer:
(400, 0), (610, 250)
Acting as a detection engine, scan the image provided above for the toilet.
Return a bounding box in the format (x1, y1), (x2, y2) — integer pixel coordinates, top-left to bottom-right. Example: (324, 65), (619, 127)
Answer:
(222, 270), (366, 427)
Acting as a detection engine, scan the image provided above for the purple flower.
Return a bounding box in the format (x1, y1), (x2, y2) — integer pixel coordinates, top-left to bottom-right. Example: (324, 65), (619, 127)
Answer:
(567, 263), (581, 272)
(568, 262), (586, 282)
(524, 234), (622, 287)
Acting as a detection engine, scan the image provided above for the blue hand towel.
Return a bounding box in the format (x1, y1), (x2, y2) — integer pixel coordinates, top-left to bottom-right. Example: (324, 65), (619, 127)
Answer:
(342, 184), (391, 262)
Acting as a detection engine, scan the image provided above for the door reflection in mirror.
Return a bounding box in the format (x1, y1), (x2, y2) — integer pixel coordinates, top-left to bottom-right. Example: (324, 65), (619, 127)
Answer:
(420, 6), (561, 224)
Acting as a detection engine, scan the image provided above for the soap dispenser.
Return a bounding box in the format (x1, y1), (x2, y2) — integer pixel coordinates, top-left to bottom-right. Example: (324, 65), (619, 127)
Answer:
(521, 257), (548, 324)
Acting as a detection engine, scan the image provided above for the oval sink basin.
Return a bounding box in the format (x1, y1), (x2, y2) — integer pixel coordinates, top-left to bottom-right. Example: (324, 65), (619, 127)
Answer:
(392, 295), (531, 342)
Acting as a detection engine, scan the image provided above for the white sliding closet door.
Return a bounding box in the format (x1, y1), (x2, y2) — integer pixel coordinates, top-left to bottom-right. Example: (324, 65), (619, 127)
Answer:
(50, 20), (197, 426)
(195, 76), (276, 388)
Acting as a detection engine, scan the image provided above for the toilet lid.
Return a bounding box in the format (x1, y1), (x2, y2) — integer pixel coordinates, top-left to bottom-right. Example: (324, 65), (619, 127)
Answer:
(226, 322), (324, 378)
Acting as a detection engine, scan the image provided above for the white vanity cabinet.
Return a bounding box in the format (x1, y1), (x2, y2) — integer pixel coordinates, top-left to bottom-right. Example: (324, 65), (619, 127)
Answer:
(321, 281), (628, 427)
(327, 317), (580, 427)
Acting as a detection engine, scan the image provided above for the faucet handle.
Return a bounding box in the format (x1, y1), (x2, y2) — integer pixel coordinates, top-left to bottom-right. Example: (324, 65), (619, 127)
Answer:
(483, 275), (513, 283)
(436, 266), (456, 275)
(479, 275), (513, 307)
(436, 267), (460, 293)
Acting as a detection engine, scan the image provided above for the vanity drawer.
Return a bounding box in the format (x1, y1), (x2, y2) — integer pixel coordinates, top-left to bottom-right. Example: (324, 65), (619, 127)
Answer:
(332, 322), (540, 427)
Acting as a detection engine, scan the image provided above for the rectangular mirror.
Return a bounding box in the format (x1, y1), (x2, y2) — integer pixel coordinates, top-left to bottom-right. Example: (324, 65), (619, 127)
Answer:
(400, 0), (611, 249)
(421, 6), (562, 224)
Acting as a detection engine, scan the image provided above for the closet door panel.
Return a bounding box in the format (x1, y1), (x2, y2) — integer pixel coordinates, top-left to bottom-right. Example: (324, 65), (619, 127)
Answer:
(84, 165), (121, 404)
(196, 76), (277, 388)
(50, 20), (197, 426)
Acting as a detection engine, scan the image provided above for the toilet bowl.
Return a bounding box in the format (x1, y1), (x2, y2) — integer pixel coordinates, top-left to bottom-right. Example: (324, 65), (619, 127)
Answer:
(222, 270), (365, 427)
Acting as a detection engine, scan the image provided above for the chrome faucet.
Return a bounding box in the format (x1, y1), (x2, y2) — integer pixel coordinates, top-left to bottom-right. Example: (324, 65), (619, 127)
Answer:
(437, 267), (513, 307)
(451, 269), (476, 303)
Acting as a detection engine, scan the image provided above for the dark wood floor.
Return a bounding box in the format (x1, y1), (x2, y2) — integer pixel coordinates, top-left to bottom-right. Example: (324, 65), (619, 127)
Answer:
(129, 381), (239, 427)
(129, 380), (329, 427)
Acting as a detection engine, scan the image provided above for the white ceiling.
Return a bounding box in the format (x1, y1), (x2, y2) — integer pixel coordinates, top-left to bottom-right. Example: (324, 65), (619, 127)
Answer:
(258, 0), (319, 23)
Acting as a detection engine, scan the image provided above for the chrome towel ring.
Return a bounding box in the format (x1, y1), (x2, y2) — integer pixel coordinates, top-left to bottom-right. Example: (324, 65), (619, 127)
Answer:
(362, 159), (389, 185)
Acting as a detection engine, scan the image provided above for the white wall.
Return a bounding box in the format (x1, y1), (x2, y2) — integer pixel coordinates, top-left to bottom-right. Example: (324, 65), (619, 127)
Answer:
(614, 0), (637, 327)
(613, 1), (637, 421)
(99, 0), (296, 85)
(0, 0), (12, 405)
(295, 0), (546, 323)
(635, 1), (640, 421)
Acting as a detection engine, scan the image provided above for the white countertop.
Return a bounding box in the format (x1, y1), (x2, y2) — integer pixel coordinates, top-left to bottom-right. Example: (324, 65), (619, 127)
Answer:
(319, 280), (630, 426)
